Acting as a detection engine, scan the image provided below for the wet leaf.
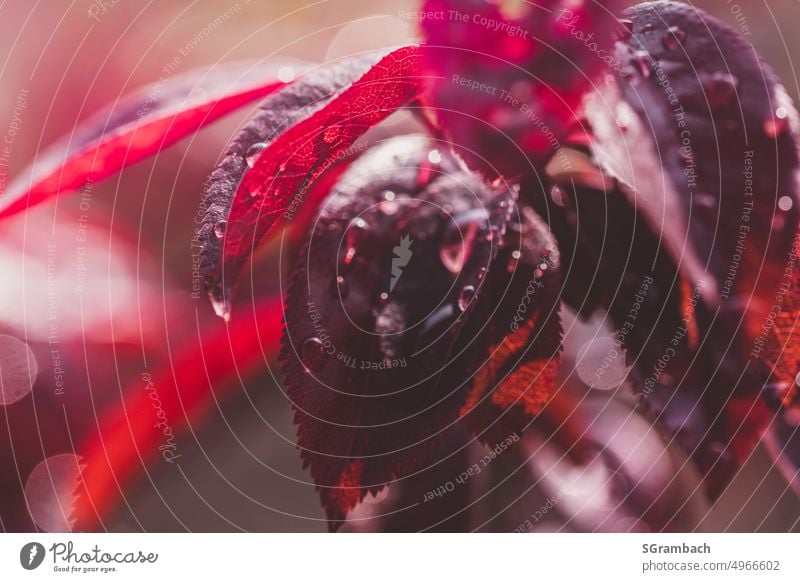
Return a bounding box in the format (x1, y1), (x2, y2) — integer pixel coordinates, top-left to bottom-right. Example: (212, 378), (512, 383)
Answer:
(201, 47), (424, 320)
(579, 0), (800, 496)
(280, 136), (516, 529)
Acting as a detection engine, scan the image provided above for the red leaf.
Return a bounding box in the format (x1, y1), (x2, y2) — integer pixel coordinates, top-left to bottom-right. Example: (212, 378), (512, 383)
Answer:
(70, 297), (283, 530)
(200, 46), (423, 319)
(0, 61), (307, 218)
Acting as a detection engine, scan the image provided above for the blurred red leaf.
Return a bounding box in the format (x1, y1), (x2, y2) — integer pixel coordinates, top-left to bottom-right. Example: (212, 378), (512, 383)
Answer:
(0, 61), (308, 218)
(420, 0), (623, 177)
(71, 297), (284, 530)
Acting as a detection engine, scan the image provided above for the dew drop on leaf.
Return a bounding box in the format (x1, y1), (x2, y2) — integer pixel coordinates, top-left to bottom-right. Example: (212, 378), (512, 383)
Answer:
(507, 249), (522, 272)
(630, 51), (652, 79)
(439, 210), (486, 274)
(378, 200), (399, 216)
(704, 72), (738, 108)
(301, 337), (328, 372)
(457, 285), (476, 312)
(213, 220), (227, 239)
(550, 185), (568, 207)
(661, 26), (687, 51)
(244, 142), (267, 168)
(211, 296), (231, 322)
(341, 217), (369, 268)
(617, 19), (634, 41)
(764, 114), (788, 138)
(330, 275), (349, 299)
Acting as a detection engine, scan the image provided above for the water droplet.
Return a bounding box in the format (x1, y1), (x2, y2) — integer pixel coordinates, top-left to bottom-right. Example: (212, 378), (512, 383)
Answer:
(703, 72), (738, 108)
(383, 190), (396, 201)
(764, 114), (788, 138)
(477, 267), (487, 280)
(507, 249), (522, 272)
(776, 106), (789, 120)
(378, 200), (399, 216)
(213, 220), (227, 239)
(301, 338), (328, 371)
(379, 292), (389, 303)
(427, 149), (442, 164)
(779, 195), (794, 211)
(439, 209), (488, 274)
(330, 275), (349, 299)
(341, 217), (369, 268)
(245, 142), (267, 168)
(630, 51), (652, 79)
(661, 26), (686, 50)
(550, 186), (568, 207)
(322, 125), (341, 144)
(457, 285), (476, 312)
(617, 19), (634, 41)
(277, 66), (295, 83)
(0, 335), (38, 405)
(25, 454), (83, 532)
(211, 296), (231, 322)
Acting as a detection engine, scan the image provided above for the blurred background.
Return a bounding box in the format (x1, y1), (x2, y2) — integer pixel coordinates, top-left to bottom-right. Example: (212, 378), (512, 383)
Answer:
(0, 0), (798, 532)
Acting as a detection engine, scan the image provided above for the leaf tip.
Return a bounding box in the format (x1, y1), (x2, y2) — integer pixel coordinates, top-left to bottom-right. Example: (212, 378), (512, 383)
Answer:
(209, 292), (232, 322)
